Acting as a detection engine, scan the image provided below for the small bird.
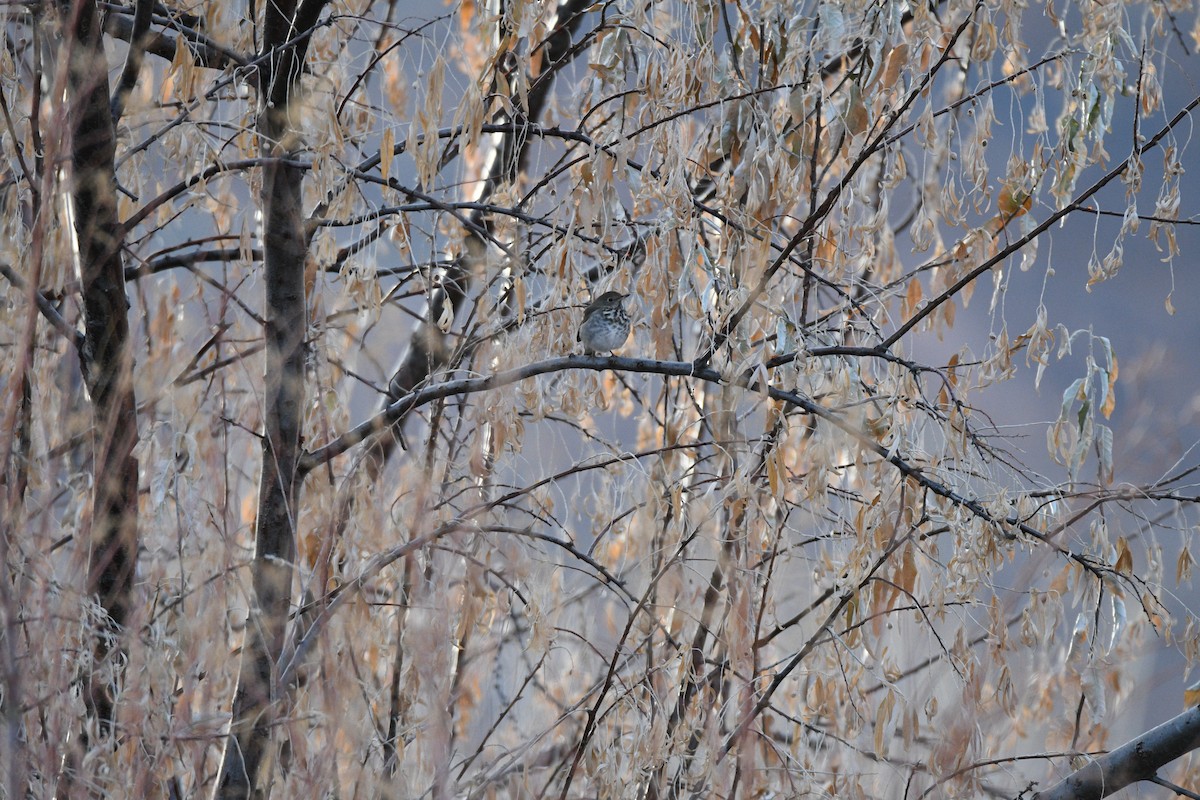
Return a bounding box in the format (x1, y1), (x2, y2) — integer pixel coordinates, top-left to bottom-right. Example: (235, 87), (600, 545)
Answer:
(577, 291), (631, 355)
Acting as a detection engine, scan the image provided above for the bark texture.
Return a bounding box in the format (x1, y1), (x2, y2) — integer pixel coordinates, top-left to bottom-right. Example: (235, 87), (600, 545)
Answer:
(1031, 706), (1200, 800)
(216, 1), (327, 796)
(62, 0), (139, 734)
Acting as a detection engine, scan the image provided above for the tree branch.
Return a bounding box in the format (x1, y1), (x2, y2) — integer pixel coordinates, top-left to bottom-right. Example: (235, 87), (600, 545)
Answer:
(1031, 705), (1200, 800)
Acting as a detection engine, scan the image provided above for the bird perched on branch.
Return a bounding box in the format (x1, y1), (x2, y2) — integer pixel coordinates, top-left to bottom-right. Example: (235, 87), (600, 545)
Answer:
(577, 291), (630, 355)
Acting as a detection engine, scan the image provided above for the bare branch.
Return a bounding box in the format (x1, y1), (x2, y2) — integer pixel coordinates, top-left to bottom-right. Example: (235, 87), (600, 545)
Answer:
(1031, 706), (1200, 800)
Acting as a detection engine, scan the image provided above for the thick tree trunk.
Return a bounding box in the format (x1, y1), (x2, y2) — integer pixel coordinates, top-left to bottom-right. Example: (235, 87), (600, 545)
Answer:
(216, 1), (326, 797)
(62, 0), (139, 735)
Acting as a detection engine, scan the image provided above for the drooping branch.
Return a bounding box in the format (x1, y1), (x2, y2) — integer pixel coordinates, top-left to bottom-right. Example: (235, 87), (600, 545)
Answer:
(881, 89), (1200, 350)
(697, 0), (986, 368)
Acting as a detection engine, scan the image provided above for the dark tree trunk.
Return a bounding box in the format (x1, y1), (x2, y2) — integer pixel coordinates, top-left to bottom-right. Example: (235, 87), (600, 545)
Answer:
(216, 1), (327, 797)
(61, 0), (139, 735)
